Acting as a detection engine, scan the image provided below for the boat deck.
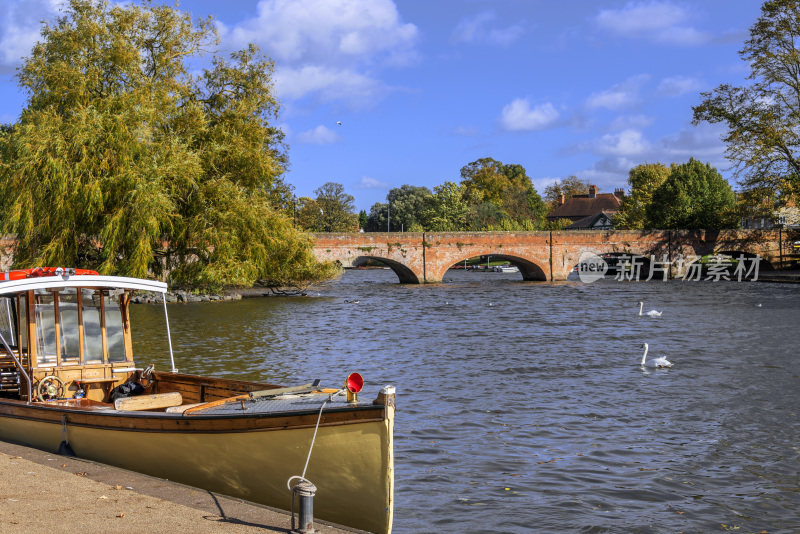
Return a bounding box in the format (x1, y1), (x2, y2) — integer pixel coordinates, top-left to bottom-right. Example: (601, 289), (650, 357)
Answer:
(192, 392), (367, 416)
(31, 391), (373, 417)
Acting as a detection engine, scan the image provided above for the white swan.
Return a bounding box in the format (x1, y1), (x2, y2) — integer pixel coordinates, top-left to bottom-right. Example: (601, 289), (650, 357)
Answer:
(640, 343), (672, 368)
(639, 301), (662, 317)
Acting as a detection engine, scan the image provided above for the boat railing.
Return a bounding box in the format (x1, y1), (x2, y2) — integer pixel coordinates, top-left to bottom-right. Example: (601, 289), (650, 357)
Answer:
(0, 331), (31, 403)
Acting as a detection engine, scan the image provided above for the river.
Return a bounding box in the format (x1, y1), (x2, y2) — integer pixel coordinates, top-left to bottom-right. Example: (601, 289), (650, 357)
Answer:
(130, 268), (800, 533)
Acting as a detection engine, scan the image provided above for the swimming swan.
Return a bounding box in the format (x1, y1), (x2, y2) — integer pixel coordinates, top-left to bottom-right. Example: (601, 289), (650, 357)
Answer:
(639, 301), (662, 317)
(640, 343), (672, 368)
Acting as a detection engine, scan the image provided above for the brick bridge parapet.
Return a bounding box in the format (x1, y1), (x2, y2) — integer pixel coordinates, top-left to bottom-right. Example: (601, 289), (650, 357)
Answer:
(311, 230), (785, 283)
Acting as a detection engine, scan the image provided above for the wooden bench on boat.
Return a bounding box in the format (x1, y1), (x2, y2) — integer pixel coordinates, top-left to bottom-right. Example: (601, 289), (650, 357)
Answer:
(114, 392), (182, 411)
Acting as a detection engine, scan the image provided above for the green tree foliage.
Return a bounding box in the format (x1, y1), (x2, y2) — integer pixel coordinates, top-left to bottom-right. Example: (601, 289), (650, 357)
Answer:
(386, 185), (433, 231)
(692, 0), (800, 200)
(614, 163), (671, 229)
(645, 159), (738, 229)
(0, 0), (337, 290)
(421, 181), (470, 231)
(358, 210), (368, 230)
(543, 175), (590, 208)
(295, 197), (323, 231)
(365, 203), (389, 232)
(459, 157), (546, 226)
(468, 202), (504, 230)
(315, 182), (357, 232)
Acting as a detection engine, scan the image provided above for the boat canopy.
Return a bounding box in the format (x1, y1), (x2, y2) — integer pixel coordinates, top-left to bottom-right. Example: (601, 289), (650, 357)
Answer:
(0, 275), (167, 296)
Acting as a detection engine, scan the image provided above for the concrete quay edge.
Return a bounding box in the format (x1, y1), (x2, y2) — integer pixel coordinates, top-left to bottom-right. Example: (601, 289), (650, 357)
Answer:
(0, 438), (363, 534)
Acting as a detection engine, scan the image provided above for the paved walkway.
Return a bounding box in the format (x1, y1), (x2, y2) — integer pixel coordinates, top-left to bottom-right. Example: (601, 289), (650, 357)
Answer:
(0, 439), (359, 534)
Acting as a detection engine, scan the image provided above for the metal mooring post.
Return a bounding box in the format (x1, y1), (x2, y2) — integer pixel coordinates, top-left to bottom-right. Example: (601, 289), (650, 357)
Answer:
(291, 480), (318, 534)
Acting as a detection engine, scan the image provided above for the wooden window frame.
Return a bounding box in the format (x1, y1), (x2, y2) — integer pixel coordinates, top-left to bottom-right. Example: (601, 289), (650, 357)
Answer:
(19, 288), (134, 370)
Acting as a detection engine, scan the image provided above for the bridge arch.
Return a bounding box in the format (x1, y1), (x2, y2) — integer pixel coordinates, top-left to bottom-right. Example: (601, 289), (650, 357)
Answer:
(352, 256), (421, 283)
(438, 253), (548, 282)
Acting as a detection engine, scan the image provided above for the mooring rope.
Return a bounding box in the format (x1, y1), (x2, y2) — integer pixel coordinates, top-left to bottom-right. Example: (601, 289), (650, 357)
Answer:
(287, 395), (331, 490)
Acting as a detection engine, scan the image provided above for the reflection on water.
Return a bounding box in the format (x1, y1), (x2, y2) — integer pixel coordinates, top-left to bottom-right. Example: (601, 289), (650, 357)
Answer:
(131, 269), (800, 533)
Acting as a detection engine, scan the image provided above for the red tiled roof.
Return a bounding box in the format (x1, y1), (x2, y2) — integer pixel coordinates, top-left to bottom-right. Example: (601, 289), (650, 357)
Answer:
(547, 193), (621, 221)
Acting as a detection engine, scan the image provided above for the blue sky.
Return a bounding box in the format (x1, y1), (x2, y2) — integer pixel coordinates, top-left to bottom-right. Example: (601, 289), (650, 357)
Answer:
(0, 0), (763, 211)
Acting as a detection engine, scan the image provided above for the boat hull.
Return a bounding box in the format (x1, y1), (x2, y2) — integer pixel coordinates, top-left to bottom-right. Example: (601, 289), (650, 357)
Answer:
(0, 400), (394, 534)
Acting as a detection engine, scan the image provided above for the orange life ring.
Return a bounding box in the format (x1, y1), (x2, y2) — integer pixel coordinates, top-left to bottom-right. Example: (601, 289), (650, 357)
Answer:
(2, 267), (99, 280)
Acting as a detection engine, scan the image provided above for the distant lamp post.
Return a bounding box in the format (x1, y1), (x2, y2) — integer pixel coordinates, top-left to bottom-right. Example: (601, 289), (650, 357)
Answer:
(318, 208), (324, 232)
(387, 203), (390, 233)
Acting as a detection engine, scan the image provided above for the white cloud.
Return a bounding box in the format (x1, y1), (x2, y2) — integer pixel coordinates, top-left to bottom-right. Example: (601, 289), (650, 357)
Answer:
(595, 1), (708, 46)
(658, 75), (704, 96)
(356, 176), (389, 189)
(221, 0), (418, 105)
(276, 65), (386, 106)
(451, 11), (524, 46)
(610, 114), (655, 130)
(578, 122), (729, 187)
(586, 75), (648, 110)
(595, 129), (651, 156)
(296, 125), (342, 144)
(0, 0), (63, 69)
(500, 99), (559, 131)
(659, 122), (726, 160)
(225, 0), (417, 65)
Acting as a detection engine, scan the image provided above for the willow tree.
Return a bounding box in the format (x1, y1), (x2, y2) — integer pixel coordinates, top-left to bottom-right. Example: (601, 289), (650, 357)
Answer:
(0, 0), (338, 291)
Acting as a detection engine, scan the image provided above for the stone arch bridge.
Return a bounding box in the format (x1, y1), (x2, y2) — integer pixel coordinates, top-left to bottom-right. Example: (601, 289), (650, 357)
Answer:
(312, 230), (787, 283)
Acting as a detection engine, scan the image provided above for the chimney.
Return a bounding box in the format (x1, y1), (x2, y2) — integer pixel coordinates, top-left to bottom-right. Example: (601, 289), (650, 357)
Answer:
(588, 184), (597, 198)
(558, 194), (565, 206)
(614, 188), (625, 199)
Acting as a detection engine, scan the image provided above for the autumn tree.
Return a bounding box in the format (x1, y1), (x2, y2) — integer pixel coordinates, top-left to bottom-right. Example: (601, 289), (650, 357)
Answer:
(693, 0), (800, 200)
(459, 158), (546, 226)
(0, 0), (337, 291)
(543, 175), (590, 209)
(614, 163), (671, 229)
(645, 159), (738, 230)
(295, 197), (323, 231)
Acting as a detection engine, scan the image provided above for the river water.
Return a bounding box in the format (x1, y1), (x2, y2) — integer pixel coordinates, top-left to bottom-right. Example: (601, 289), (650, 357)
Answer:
(130, 269), (800, 533)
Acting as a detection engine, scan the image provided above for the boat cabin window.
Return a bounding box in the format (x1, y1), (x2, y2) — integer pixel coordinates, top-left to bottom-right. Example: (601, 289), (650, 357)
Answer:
(17, 295), (27, 353)
(34, 290), (57, 365)
(81, 289), (103, 363)
(58, 289), (80, 363)
(0, 297), (16, 349)
(104, 292), (125, 362)
(26, 287), (131, 367)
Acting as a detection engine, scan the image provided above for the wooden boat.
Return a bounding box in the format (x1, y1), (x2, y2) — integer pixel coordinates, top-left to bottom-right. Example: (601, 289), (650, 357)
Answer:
(0, 269), (394, 534)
